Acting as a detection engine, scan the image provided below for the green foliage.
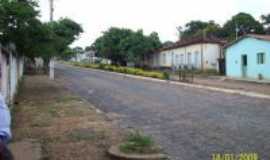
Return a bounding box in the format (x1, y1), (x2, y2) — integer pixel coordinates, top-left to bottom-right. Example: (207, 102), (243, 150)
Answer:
(261, 14), (270, 34)
(0, 0), (83, 60)
(119, 131), (160, 154)
(0, 0), (40, 56)
(92, 27), (161, 66)
(43, 18), (83, 59)
(177, 12), (266, 41)
(223, 12), (264, 40)
(178, 20), (223, 39)
(72, 62), (167, 79)
(163, 72), (170, 80)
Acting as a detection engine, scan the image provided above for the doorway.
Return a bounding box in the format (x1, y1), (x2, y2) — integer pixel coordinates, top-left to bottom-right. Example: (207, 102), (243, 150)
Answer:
(241, 55), (247, 78)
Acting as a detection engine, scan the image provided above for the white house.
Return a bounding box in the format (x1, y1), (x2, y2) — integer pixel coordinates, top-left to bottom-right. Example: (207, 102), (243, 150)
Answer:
(148, 36), (226, 71)
(71, 50), (95, 62)
(71, 50), (111, 64)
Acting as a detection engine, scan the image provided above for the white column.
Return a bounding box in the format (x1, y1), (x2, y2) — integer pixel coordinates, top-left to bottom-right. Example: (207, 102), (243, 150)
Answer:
(18, 57), (23, 78)
(49, 58), (55, 80)
(0, 49), (8, 101)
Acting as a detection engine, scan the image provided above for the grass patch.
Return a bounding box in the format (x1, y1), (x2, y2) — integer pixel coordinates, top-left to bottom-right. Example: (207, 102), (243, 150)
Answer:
(72, 62), (168, 80)
(68, 128), (106, 142)
(119, 130), (161, 154)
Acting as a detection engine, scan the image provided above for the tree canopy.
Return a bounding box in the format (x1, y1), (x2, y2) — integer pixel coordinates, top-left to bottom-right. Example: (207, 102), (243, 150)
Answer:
(92, 27), (161, 66)
(0, 0), (83, 60)
(261, 14), (270, 34)
(177, 12), (265, 41)
(223, 12), (264, 40)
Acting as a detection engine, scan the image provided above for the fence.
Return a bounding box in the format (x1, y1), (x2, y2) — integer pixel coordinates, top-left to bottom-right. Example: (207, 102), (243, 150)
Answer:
(169, 66), (195, 83)
(0, 44), (24, 104)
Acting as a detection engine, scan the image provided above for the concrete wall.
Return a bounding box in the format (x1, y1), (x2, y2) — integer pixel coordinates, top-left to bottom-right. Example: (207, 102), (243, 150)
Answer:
(0, 45), (24, 104)
(226, 37), (270, 81)
(150, 43), (221, 71)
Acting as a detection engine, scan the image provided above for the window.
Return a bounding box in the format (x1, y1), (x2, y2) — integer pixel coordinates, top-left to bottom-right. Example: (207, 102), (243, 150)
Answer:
(162, 54), (166, 64)
(194, 51), (200, 68)
(188, 53), (192, 65)
(181, 54), (184, 64)
(257, 53), (265, 64)
(175, 55), (179, 65)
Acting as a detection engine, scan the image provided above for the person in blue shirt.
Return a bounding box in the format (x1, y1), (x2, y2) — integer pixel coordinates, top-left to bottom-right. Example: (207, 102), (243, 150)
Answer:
(0, 94), (11, 144)
(0, 94), (13, 160)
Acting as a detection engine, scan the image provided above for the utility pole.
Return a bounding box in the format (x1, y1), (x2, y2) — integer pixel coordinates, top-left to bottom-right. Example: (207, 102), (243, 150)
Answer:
(49, 0), (55, 80)
(235, 22), (239, 40)
(49, 0), (54, 21)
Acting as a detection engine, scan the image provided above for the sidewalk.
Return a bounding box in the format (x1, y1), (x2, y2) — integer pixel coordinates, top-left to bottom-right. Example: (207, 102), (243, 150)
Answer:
(10, 75), (123, 160)
(193, 76), (270, 95)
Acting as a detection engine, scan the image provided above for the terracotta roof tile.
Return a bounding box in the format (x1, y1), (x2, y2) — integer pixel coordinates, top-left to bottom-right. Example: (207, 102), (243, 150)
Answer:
(159, 35), (226, 52)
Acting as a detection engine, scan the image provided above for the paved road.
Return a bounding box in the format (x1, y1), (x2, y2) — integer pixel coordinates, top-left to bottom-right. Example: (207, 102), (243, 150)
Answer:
(56, 64), (270, 160)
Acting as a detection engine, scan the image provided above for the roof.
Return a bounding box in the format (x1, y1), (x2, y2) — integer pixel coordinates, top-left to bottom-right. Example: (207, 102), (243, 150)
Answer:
(158, 35), (226, 52)
(224, 34), (270, 49)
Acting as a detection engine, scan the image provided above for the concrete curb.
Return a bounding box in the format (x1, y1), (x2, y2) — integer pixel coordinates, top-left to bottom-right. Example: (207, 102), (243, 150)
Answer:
(66, 64), (270, 100)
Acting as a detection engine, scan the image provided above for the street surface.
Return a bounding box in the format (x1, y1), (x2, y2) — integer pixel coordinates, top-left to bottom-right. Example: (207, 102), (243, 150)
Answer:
(56, 64), (270, 160)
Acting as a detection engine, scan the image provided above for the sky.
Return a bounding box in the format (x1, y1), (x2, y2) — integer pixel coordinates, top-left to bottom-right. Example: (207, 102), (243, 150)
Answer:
(38, 0), (270, 48)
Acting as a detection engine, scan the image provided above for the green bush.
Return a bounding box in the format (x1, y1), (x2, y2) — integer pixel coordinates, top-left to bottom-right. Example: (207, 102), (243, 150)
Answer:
(162, 72), (170, 80)
(71, 62), (167, 80)
(119, 131), (160, 154)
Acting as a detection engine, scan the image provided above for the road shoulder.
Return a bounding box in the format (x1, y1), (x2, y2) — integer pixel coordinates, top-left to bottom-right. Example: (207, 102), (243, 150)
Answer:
(11, 75), (123, 160)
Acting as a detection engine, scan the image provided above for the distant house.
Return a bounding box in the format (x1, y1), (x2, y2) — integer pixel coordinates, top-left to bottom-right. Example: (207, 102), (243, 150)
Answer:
(71, 50), (95, 62)
(225, 34), (270, 81)
(71, 50), (111, 64)
(147, 36), (226, 71)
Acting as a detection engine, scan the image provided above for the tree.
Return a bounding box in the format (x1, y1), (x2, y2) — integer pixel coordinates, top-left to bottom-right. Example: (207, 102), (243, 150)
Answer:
(93, 27), (133, 65)
(0, 0), (40, 56)
(0, 0), (83, 62)
(261, 14), (270, 34)
(178, 20), (223, 39)
(180, 21), (208, 38)
(162, 41), (174, 48)
(85, 45), (94, 51)
(223, 12), (264, 40)
(92, 27), (161, 66)
(36, 18), (83, 66)
(73, 46), (84, 55)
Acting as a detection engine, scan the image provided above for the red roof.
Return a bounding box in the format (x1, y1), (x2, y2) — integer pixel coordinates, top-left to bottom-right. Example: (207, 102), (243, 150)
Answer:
(159, 36), (226, 52)
(224, 34), (270, 49)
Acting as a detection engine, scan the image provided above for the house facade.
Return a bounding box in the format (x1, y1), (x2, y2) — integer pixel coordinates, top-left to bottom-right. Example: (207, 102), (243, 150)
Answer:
(148, 36), (225, 71)
(225, 34), (270, 81)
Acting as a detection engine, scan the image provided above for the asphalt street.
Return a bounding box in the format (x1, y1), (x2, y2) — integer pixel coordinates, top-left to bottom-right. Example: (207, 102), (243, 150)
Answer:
(56, 63), (270, 160)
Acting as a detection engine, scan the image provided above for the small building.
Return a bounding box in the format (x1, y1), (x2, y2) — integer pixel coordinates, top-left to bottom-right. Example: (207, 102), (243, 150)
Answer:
(225, 34), (270, 81)
(147, 36), (226, 72)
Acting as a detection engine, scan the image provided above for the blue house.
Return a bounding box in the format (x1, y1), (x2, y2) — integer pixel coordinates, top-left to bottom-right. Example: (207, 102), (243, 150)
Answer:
(225, 34), (270, 81)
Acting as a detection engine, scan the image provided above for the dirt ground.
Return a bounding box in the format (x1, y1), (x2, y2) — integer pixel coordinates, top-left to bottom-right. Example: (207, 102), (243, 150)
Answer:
(11, 75), (123, 160)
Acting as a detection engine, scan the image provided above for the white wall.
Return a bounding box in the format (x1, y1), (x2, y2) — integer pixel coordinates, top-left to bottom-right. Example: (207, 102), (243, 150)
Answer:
(150, 43), (221, 71)
(0, 45), (24, 104)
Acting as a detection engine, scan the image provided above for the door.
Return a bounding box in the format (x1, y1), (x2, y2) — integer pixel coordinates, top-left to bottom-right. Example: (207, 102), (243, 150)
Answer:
(241, 55), (247, 78)
(194, 52), (200, 69)
(187, 53), (192, 68)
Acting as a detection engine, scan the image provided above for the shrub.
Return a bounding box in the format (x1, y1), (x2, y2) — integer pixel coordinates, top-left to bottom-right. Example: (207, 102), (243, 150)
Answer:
(162, 72), (170, 80)
(119, 131), (160, 154)
(71, 62), (167, 80)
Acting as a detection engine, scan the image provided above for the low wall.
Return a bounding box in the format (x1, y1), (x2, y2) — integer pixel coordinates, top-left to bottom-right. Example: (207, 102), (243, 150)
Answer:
(0, 44), (24, 104)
